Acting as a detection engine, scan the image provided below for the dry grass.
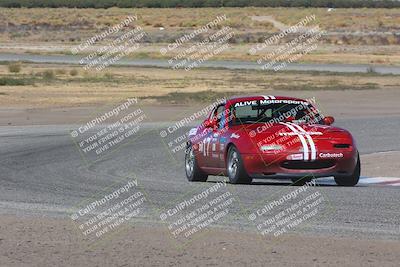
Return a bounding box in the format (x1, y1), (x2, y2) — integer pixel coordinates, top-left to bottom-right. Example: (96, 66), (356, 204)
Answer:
(0, 63), (398, 108)
(0, 7), (399, 44)
(1, 7), (399, 32)
(0, 7), (399, 65)
(0, 44), (399, 65)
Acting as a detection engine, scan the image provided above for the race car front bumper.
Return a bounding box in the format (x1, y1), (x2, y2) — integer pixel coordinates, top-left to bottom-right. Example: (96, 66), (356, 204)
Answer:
(241, 150), (358, 178)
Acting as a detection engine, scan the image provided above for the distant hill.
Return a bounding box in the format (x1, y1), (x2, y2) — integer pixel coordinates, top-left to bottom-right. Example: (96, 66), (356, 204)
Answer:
(1, 0), (399, 8)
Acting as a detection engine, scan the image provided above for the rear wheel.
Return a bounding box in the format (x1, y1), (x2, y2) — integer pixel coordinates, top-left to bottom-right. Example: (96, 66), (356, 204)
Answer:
(185, 143), (208, 182)
(334, 153), (360, 186)
(227, 146), (252, 184)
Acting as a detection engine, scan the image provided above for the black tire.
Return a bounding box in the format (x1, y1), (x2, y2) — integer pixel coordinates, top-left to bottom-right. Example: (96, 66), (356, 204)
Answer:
(226, 146), (252, 184)
(334, 153), (360, 186)
(185, 143), (208, 182)
(291, 176), (313, 186)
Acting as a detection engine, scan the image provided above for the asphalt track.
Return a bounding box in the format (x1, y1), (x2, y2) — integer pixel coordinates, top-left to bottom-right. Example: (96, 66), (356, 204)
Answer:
(1, 116), (399, 241)
(1, 53), (400, 74)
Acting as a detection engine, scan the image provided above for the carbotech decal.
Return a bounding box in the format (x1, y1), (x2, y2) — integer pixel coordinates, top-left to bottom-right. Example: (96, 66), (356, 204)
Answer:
(319, 152), (344, 158)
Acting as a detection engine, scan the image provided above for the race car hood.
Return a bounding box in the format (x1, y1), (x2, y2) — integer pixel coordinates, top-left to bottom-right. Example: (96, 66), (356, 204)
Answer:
(229, 122), (354, 154)
(232, 122), (348, 137)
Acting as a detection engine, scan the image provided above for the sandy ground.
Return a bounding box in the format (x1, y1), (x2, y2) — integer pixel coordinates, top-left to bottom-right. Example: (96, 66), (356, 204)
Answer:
(1, 88), (400, 126)
(0, 215), (399, 267)
(1, 43), (399, 65)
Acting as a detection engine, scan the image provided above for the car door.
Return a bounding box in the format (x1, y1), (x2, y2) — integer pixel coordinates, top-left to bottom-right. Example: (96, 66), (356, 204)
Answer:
(195, 106), (217, 168)
(207, 104), (226, 168)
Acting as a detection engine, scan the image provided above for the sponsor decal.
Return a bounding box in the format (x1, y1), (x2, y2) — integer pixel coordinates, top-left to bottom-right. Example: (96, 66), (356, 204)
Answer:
(234, 98), (310, 108)
(205, 137), (211, 156)
(319, 152), (344, 158)
(230, 133), (240, 139)
(234, 100), (258, 107)
(260, 99), (309, 106)
(287, 153), (304, 160)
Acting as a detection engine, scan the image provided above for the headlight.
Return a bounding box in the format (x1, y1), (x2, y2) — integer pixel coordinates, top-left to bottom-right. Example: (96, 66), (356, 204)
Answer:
(260, 144), (283, 151)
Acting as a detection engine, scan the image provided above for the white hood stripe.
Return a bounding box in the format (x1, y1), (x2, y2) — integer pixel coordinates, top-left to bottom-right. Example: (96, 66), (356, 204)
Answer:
(288, 122), (317, 161)
(280, 122), (309, 161)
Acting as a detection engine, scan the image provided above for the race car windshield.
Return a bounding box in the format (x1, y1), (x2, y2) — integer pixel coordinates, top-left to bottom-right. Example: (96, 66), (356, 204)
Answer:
(230, 100), (319, 125)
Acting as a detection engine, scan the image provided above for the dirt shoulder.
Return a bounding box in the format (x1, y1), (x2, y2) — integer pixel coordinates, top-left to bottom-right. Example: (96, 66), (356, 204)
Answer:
(1, 87), (399, 126)
(0, 215), (398, 267)
(1, 63), (399, 109)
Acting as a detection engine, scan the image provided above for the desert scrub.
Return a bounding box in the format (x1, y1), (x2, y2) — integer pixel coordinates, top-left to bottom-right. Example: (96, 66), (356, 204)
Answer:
(141, 90), (249, 104)
(103, 72), (114, 79)
(42, 70), (55, 80)
(69, 69), (79, 76)
(8, 62), (22, 73)
(0, 77), (34, 86)
(55, 69), (67, 75)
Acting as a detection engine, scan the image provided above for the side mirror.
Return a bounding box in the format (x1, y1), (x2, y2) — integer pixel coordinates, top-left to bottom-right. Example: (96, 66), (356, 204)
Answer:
(204, 119), (217, 128)
(323, 116), (335, 125)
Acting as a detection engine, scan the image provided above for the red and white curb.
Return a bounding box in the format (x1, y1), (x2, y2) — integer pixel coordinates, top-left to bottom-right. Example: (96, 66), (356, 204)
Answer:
(316, 177), (400, 187)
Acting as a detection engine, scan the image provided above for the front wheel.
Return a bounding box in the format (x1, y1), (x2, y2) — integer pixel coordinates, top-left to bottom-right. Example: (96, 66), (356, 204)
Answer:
(334, 153), (360, 186)
(227, 146), (252, 184)
(185, 143), (208, 182)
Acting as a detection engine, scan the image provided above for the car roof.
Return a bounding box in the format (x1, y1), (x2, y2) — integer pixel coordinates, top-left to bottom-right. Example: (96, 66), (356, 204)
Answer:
(227, 95), (308, 103)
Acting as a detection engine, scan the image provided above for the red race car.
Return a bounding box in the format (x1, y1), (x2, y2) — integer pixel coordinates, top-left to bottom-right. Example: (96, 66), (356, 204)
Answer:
(185, 95), (360, 186)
